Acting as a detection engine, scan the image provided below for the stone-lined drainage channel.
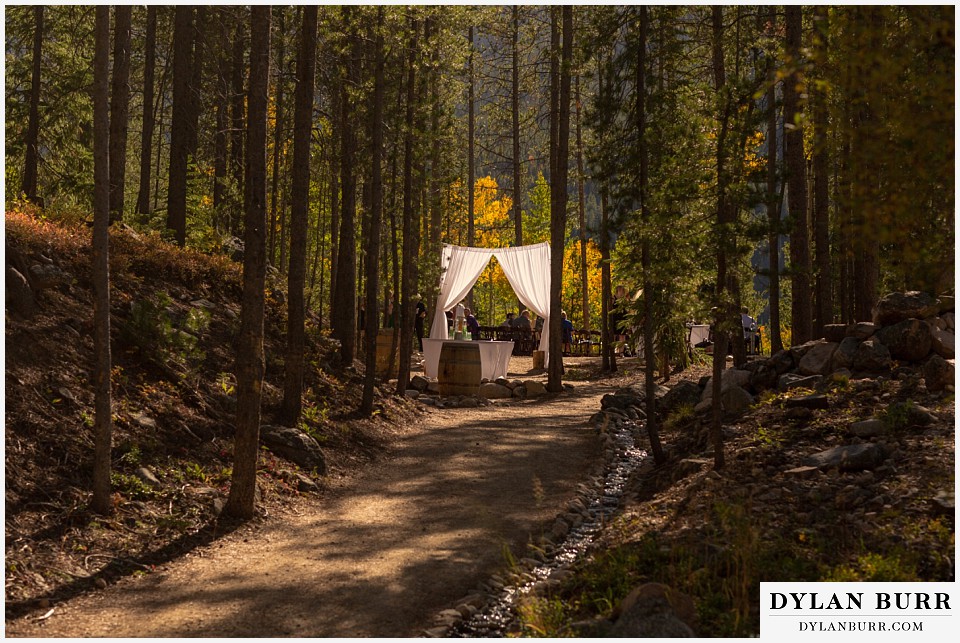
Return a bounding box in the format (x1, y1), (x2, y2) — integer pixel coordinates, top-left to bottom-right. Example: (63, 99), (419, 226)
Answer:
(426, 414), (648, 637)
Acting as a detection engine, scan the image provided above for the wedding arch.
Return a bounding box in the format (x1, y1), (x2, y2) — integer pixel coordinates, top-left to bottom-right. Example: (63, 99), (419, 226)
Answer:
(429, 242), (553, 368)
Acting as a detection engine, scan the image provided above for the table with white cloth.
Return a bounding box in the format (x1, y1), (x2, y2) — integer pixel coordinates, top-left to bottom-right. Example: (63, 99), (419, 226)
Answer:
(687, 324), (711, 351)
(423, 338), (514, 381)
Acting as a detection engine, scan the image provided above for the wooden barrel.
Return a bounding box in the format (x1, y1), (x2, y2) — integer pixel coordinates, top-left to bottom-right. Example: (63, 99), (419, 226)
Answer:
(375, 329), (398, 377)
(438, 342), (481, 396)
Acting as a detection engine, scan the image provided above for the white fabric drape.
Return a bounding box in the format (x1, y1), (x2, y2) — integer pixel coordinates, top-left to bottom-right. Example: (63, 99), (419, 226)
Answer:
(428, 242), (553, 369)
(429, 245), (496, 341)
(493, 242), (552, 366)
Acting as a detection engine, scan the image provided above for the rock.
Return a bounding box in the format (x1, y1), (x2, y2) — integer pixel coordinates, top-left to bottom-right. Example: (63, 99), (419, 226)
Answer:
(134, 467), (161, 488)
(458, 396), (480, 408)
(942, 312), (955, 330)
(875, 318), (933, 362)
(694, 398), (713, 414)
(296, 473), (319, 493)
(409, 375), (430, 392)
(601, 390), (643, 410)
(903, 403), (935, 427)
(853, 339), (892, 372)
(190, 298), (216, 310)
(479, 382), (513, 399)
(849, 322), (879, 340)
(749, 364), (779, 393)
(829, 369), (853, 383)
(922, 355), (954, 392)
(426, 380), (440, 394)
(849, 419), (888, 438)
(783, 465), (819, 478)
(785, 406), (814, 420)
(610, 583), (697, 638)
(803, 443), (888, 472)
(5, 264), (36, 318)
(260, 425), (327, 474)
(720, 386), (753, 415)
(831, 337), (860, 370)
(798, 342), (839, 375)
(930, 490), (954, 518)
(29, 263), (73, 289)
(701, 369), (751, 400)
(404, 389), (420, 399)
(785, 393), (829, 409)
(929, 326), (955, 359)
(789, 340), (822, 362)
(523, 380), (547, 397)
(512, 385), (527, 399)
(132, 414), (157, 430)
(874, 291), (940, 326)
(660, 380), (702, 415)
(777, 373), (823, 392)
(768, 350), (796, 375)
(823, 324), (848, 343)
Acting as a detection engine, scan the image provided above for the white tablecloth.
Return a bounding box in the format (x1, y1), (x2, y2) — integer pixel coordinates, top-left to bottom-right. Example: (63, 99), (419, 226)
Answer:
(423, 338), (514, 381)
(688, 325), (710, 349)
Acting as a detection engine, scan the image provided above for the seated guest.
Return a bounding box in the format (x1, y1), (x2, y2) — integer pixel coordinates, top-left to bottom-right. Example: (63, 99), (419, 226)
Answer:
(500, 312), (515, 328)
(513, 309), (532, 329)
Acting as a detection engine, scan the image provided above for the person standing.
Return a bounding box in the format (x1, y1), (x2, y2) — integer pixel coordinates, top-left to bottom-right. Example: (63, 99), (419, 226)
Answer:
(465, 307), (480, 340)
(414, 296), (426, 351)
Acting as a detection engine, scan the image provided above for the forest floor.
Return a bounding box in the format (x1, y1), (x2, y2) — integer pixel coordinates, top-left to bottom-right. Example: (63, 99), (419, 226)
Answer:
(4, 211), (955, 638)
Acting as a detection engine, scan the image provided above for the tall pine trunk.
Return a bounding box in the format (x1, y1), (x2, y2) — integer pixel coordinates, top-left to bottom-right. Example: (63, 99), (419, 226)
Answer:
(230, 15), (246, 236)
(281, 6), (317, 425)
(575, 74), (589, 331)
(362, 9), (386, 414)
(91, 6), (113, 515)
(638, 7), (665, 464)
(765, 5), (783, 353)
(109, 6), (132, 223)
(22, 6), (43, 205)
(812, 6), (832, 334)
(226, 6), (270, 520)
(395, 17), (421, 395)
(547, 7), (571, 393)
(785, 5), (812, 344)
(136, 6), (156, 217)
(166, 6), (193, 247)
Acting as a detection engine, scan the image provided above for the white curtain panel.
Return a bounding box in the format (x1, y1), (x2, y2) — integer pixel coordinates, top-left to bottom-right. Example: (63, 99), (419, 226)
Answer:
(429, 245), (496, 340)
(493, 242), (552, 367)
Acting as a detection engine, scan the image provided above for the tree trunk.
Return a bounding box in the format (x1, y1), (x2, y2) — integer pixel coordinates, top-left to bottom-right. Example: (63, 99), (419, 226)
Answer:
(362, 9), (386, 414)
(213, 9), (229, 224)
(328, 83), (341, 318)
(91, 6), (113, 516)
(109, 6), (132, 223)
(637, 7), (665, 464)
(511, 7), (524, 314)
(395, 17), (421, 395)
(765, 5), (783, 353)
(575, 74), (589, 331)
(225, 6), (270, 521)
(136, 6), (156, 217)
(812, 6), (832, 335)
(547, 7), (571, 393)
(269, 9), (286, 268)
(230, 14), (246, 236)
(22, 6), (43, 205)
(785, 5), (812, 344)
(710, 6), (729, 470)
(333, 8), (359, 367)
(467, 26), (476, 249)
(281, 6), (317, 426)
(166, 6), (193, 247)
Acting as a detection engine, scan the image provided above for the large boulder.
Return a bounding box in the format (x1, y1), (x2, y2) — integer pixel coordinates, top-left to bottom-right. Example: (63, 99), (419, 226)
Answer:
(875, 318), (933, 362)
(523, 380), (548, 397)
(701, 369), (751, 400)
(922, 354), (954, 392)
(261, 425), (327, 474)
(602, 387), (644, 410)
(874, 291), (940, 326)
(768, 349), (796, 375)
(720, 386), (754, 415)
(798, 341), (839, 375)
(853, 338), (892, 372)
(660, 380), (703, 415)
(831, 337), (860, 371)
(823, 324), (848, 343)
(749, 363), (779, 393)
(929, 326), (955, 359)
(849, 322), (878, 340)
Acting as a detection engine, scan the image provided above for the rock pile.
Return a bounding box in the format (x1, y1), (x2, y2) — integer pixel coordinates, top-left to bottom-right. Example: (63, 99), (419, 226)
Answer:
(406, 374), (554, 408)
(686, 291), (955, 416)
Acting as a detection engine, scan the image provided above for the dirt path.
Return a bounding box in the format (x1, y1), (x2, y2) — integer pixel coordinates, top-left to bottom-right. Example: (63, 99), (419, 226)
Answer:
(6, 375), (613, 638)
